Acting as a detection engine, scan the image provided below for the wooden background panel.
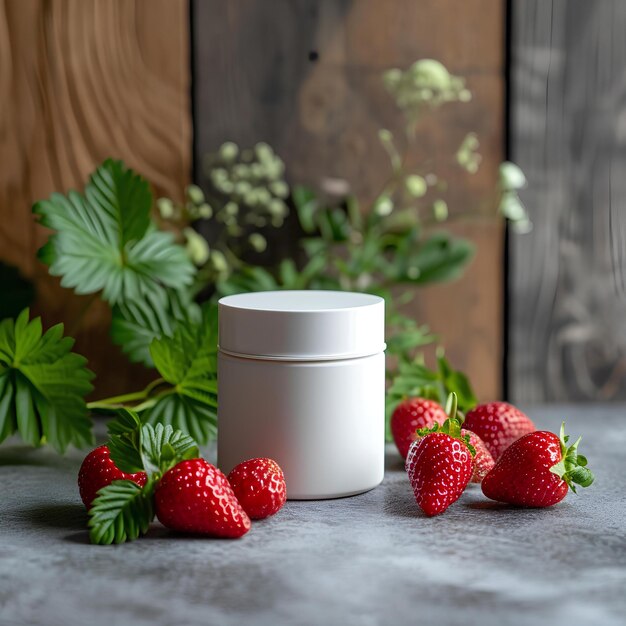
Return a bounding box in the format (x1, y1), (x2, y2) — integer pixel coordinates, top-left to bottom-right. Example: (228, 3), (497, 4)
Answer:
(0, 0), (191, 397)
(510, 0), (626, 402)
(193, 0), (505, 401)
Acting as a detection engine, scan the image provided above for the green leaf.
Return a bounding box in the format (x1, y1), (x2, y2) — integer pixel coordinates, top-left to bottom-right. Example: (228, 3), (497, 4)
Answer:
(436, 353), (477, 413)
(33, 159), (195, 305)
(292, 185), (318, 233)
(400, 233), (474, 285)
(108, 431), (144, 474)
(106, 408), (142, 437)
(106, 409), (144, 473)
(88, 479), (154, 545)
(0, 309), (94, 452)
(217, 265), (280, 296)
(386, 311), (435, 360)
(278, 259), (299, 288)
(385, 352), (476, 442)
(143, 306), (218, 443)
(140, 422), (199, 475)
(110, 289), (201, 367)
(0, 262), (35, 321)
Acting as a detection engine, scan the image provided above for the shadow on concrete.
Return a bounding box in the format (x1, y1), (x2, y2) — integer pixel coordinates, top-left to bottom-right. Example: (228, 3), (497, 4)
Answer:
(15, 503), (91, 544)
(17, 503), (87, 530)
(63, 531), (91, 544)
(0, 446), (79, 470)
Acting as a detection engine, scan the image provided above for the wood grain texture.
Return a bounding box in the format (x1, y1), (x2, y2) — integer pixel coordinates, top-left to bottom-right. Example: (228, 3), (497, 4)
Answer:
(193, 0), (505, 400)
(0, 0), (191, 397)
(510, 0), (626, 402)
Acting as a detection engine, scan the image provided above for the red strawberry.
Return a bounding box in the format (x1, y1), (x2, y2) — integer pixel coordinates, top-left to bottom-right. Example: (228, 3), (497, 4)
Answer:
(78, 445), (147, 509)
(228, 458), (287, 519)
(155, 458), (251, 538)
(463, 402), (536, 459)
(391, 398), (448, 459)
(406, 417), (475, 516)
(462, 429), (495, 483)
(482, 423), (594, 507)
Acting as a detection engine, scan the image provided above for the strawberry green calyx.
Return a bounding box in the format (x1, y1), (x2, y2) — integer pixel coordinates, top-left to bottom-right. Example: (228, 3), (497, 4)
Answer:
(416, 393), (476, 457)
(549, 422), (594, 493)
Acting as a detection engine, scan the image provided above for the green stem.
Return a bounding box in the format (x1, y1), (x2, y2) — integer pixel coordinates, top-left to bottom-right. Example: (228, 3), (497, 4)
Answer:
(143, 377), (166, 396)
(132, 388), (177, 412)
(87, 378), (166, 410)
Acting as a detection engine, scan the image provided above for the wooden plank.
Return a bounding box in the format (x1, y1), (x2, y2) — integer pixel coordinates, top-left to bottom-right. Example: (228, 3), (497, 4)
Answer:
(193, 0), (505, 400)
(510, 0), (626, 402)
(0, 0), (191, 397)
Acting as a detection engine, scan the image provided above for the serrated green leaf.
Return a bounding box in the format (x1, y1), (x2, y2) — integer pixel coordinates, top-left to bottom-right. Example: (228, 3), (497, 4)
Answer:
(140, 422), (199, 475)
(88, 479), (153, 545)
(106, 408), (142, 437)
(142, 306), (218, 443)
(110, 289), (201, 367)
(108, 432), (144, 474)
(105, 409), (144, 473)
(0, 309), (94, 452)
(33, 159), (195, 305)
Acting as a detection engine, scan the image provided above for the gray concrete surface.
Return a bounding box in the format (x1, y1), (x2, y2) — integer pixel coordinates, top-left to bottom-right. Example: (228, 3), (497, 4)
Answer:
(0, 405), (625, 626)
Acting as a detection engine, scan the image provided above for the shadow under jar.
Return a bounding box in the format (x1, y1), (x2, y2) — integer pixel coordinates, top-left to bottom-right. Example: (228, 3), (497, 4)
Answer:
(217, 290), (386, 499)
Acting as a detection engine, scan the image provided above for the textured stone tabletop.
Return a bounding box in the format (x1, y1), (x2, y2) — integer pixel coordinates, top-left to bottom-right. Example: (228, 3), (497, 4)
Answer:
(1, 405), (625, 626)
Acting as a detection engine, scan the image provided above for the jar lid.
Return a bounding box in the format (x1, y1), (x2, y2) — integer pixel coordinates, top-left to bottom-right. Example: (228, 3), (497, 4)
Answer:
(218, 290), (385, 361)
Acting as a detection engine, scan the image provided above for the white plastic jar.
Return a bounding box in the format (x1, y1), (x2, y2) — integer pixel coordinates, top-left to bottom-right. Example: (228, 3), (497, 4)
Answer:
(217, 290), (386, 499)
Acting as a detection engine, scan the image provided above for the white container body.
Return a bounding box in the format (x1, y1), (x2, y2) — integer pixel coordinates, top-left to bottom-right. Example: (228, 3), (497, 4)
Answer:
(217, 290), (385, 500)
(218, 351), (385, 499)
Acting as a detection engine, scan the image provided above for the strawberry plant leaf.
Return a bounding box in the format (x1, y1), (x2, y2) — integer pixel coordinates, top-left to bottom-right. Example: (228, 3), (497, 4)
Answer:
(436, 353), (476, 411)
(108, 433), (144, 474)
(106, 408), (142, 437)
(0, 309), (94, 452)
(142, 305), (218, 443)
(88, 479), (154, 545)
(110, 289), (201, 367)
(385, 354), (476, 442)
(140, 422), (199, 475)
(106, 409), (144, 473)
(33, 159), (195, 305)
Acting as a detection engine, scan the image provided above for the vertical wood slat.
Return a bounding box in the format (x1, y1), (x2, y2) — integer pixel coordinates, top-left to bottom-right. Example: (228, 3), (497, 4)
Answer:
(510, 0), (626, 402)
(0, 0), (191, 397)
(193, 0), (505, 400)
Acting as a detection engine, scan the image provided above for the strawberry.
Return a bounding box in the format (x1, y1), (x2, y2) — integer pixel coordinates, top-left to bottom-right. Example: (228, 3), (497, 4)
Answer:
(462, 429), (495, 483)
(482, 423), (594, 507)
(228, 458), (287, 519)
(391, 398), (448, 459)
(462, 401), (536, 459)
(406, 406), (475, 516)
(155, 458), (251, 538)
(78, 445), (147, 509)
